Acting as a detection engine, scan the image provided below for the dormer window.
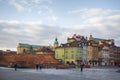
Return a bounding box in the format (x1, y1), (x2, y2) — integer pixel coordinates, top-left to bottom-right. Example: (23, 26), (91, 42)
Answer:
(60, 44), (63, 47)
(82, 43), (84, 46)
(78, 43), (82, 47)
(88, 42), (91, 45)
(67, 44), (70, 47)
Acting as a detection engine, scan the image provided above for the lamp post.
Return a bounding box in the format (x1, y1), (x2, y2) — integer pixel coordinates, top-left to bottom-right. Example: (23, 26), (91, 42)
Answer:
(64, 47), (65, 64)
(63, 45), (66, 65)
(78, 42), (83, 66)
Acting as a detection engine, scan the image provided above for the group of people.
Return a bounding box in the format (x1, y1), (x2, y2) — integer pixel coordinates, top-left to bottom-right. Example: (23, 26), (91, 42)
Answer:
(13, 63), (43, 71)
(36, 63), (42, 71)
(14, 62), (83, 72)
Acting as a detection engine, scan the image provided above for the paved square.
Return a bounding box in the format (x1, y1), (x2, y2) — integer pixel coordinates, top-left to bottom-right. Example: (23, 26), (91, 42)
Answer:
(0, 67), (120, 80)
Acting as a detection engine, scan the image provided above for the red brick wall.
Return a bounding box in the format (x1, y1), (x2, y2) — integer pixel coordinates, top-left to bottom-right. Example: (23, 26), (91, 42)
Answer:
(0, 54), (60, 68)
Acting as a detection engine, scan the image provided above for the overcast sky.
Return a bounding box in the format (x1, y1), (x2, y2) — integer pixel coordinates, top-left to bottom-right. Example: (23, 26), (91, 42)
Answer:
(0, 0), (120, 51)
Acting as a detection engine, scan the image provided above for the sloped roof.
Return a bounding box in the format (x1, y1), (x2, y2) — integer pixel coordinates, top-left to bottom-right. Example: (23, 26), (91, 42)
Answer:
(94, 38), (105, 42)
(18, 43), (44, 48)
(37, 47), (54, 52)
(57, 40), (88, 48)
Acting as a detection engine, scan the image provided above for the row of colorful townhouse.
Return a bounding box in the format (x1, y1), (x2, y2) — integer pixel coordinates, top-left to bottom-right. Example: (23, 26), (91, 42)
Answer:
(54, 34), (120, 66)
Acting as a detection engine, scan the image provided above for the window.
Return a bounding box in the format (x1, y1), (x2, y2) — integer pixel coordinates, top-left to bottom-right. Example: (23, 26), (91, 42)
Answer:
(71, 51), (74, 53)
(23, 49), (26, 54)
(71, 54), (74, 59)
(65, 48), (68, 53)
(65, 51), (68, 53)
(55, 51), (58, 53)
(67, 44), (70, 47)
(65, 53), (68, 59)
(71, 48), (74, 53)
(56, 54), (58, 58)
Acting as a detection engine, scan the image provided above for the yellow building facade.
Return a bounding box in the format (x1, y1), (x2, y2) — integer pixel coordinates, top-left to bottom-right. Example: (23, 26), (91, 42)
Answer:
(17, 43), (44, 54)
(55, 45), (83, 65)
(55, 34), (88, 65)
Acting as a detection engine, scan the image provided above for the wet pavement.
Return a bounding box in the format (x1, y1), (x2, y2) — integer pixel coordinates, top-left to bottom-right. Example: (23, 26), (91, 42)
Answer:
(0, 67), (120, 80)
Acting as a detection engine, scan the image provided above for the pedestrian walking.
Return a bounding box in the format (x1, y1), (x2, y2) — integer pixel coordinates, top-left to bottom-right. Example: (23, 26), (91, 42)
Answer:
(14, 63), (17, 71)
(36, 64), (39, 71)
(80, 64), (84, 72)
(39, 63), (42, 70)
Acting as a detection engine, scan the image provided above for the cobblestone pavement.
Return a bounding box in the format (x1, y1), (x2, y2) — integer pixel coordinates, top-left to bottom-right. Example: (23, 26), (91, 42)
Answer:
(0, 67), (120, 80)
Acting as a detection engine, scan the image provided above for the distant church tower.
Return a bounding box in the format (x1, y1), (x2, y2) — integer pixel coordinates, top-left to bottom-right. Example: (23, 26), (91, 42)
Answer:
(89, 35), (93, 41)
(54, 37), (59, 48)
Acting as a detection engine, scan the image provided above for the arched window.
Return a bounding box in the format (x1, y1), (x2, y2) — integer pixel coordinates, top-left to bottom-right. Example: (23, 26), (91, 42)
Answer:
(23, 49), (26, 54)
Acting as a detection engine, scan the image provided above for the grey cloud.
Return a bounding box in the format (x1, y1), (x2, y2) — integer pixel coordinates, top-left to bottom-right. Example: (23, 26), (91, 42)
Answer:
(0, 13), (120, 50)
(1, 2), (120, 50)
(68, 8), (120, 46)
(0, 20), (63, 50)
